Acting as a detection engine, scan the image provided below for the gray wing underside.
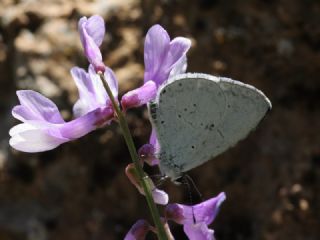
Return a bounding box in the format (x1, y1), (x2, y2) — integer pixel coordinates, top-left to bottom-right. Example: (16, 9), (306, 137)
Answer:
(149, 73), (271, 180)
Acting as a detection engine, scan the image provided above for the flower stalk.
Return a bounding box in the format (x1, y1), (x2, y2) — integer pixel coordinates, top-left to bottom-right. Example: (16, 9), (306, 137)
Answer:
(98, 72), (168, 240)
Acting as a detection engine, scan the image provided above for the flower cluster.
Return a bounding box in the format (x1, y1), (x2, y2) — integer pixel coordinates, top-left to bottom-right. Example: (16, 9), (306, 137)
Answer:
(9, 15), (225, 239)
(125, 192), (226, 240)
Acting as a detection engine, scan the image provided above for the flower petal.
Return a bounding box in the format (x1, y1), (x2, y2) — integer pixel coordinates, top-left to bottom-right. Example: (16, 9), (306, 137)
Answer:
(72, 69), (99, 117)
(71, 66), (110, 117)
(193, 192), (226, 225)
(88, 64), (118, 99)
(9, 120), (51, 137)
(169, 55), (187, 78)
(73, 99), (93, 119)
(121, 81), (157, 111)
(9, 106), (113, 153)
(165, 203), (186, 225)
(153, 37), (190, 85)
(124, 219), (150, 240)
(60, 107), (113, 140)
(152, 188), (169, 205)
(167, 37), (191, 68)
(144, 24), (170, 85)
(13, 90), (64, 123)
(78, 17), (105, 72)
(184, 222), (215, 240)
(149, 128), (160, 153)
(84, 15), (105, 47)
(78, 16), (87, 47)
(103, 66), (119, 98)
(83, 29), (105, 72)
(71, 67), (94, 97)
(9, 107), (113, 153)
(165, 192), (226, 226)
(9, 123), (68, 153)
(144, 25), (191, 87)
(138, 143), (159, 166)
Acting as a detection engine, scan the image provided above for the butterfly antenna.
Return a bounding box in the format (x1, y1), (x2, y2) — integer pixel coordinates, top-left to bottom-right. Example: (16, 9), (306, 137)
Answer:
(181, 175), (196, 224)
(181, 175), (193, 205)
(184, 174), (203, 202)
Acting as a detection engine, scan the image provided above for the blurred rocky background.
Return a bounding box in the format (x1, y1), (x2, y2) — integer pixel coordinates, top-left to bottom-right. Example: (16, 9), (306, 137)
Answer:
(0, 0), (319, 239)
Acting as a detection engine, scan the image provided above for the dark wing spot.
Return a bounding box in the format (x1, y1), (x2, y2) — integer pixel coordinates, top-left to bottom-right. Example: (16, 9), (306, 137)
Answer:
(205, 123), (215, 131)
(217, 129), (224, 138)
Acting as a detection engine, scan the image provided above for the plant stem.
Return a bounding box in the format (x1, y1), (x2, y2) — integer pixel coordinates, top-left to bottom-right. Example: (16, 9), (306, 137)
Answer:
(98, 72), (168, 240)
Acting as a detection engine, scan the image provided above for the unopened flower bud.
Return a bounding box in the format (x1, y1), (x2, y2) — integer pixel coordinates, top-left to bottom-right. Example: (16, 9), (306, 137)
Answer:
(138, 143), (159, 166)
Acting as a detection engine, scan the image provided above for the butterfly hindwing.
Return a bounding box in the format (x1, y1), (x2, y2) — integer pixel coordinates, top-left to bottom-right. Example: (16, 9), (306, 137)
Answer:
(150, 73), (271, 180)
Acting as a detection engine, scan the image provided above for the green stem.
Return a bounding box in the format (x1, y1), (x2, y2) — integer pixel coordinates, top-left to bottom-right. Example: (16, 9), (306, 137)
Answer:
(98, 72), (168, 240)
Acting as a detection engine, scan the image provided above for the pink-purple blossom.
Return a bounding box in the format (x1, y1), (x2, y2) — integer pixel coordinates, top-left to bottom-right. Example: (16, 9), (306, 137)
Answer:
(71, 64), (118, 118)
(121, 80), (157, 111)
(121, 24), (191, 111)
(78, 15), (106, 72)
(165, 192), (226, 240)
(137, 142), (159, 166)
(144, 24), (191, 86)
(123, 25), (191, 162)
(9, 64), (118, 152)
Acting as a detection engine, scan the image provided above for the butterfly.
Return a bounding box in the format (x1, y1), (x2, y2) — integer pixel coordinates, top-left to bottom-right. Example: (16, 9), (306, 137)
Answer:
(149, 73), (271, 181)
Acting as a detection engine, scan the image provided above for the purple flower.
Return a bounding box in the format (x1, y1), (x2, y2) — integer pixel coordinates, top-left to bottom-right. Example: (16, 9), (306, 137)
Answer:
(137, 129), (161, 166)
(122, 25), (191, 163)
(184, 223), (215, 240)
(121, 24), (191, 111)
(9, 65), (118, 153)
(137, 142), (159, 166)
(165, 192), (226, 240)
(144, 24), (191, 86)
(78, 15), (106, 72)
(121, 80), (157, 111)
(124, 219), (150, 240)
(72, 64), (118, 118)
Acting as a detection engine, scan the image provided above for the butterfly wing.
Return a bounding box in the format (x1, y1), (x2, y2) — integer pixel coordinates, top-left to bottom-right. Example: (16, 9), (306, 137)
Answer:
(150, 73), (271, 180)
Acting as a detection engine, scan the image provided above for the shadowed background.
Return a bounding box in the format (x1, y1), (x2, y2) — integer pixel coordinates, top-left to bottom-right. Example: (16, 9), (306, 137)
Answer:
(0, 0), (319, 239)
